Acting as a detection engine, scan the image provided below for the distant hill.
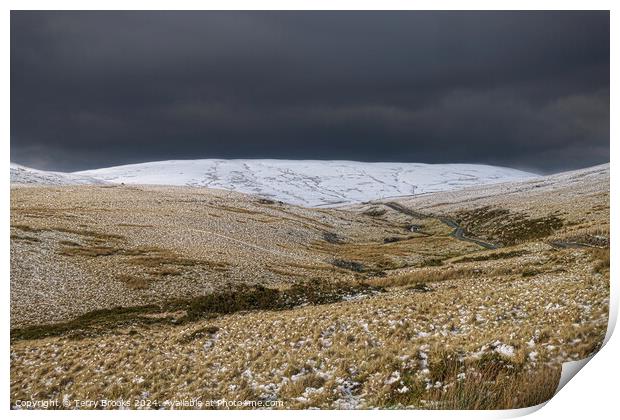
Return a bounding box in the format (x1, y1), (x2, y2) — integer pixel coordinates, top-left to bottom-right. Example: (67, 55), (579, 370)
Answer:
(10, 163), (108, 186)
(73, 159), (535, 206)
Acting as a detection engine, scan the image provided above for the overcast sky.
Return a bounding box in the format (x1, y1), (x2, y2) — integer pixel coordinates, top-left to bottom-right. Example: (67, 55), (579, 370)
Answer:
(11, 11), (609, 173)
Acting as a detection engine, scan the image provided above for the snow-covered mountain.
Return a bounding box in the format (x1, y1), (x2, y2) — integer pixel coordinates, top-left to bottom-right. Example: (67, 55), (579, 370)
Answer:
(10, 163), (108, 186)
(390, 163), (609, 214)
(74, 159), (535, 206)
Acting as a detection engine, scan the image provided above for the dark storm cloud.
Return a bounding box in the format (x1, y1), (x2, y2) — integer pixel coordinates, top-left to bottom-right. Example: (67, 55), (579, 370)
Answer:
(11, 11), (609, 172)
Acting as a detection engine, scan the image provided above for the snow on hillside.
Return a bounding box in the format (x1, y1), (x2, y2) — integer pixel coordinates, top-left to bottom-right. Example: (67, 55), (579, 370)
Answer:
(75, 159), (535, 206)
(391, 163), (609, 213)
(10, 163), (108, 186)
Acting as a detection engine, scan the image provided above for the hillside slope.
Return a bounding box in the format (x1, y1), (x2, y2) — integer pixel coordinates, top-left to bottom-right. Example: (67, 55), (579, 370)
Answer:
(10, 163), (107, 186)
(10, 163), (608, 409)
(383, 163), (609, 247)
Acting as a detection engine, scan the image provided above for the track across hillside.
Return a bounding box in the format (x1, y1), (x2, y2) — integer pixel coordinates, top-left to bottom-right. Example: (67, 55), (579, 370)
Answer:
(384, 201), (498, 250)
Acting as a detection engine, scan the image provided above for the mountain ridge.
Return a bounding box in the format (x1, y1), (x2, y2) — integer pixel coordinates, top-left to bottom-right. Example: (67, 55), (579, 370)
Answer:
(73, 159), (535, 206)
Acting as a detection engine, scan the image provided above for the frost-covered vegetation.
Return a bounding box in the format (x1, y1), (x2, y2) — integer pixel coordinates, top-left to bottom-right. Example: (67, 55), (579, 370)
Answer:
(10, 164), (609, 409)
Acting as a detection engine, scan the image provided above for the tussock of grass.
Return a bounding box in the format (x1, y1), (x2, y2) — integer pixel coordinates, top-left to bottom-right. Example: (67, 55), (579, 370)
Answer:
(129, 254), (228, 270)
(368, 267), (475, 288)
(59, 245), (119, 257)
(12, 223), (126, 242)
(148, 267), (182, 277)
(129, 255), (195, 267)
(279, 373), (327, 401)
(58, 240), (81, 246)
(330, 259), (366, 273)
(257, 198), (283, 205)
(53, 227), (126, 242)
(591, 248), (610, 273)
(363, 207), (387, 217)
(121, 246), (163, 256)
(453, 250), (528, 263)
(420, 258), (443, 267)
(323, 231), (346, 244)
(408, 282), (434, 292)
(210, 204), (265, 216)
(11, 224), (44, 233)
(383, 236), (409, 244)
(118, 275), (150, 290)
(521, 268), (541, 278)
(177, 325), (220, 344)
(10, 234), (41, 243)
(381, 349), (558, 409)
(425, 364), (560, 409)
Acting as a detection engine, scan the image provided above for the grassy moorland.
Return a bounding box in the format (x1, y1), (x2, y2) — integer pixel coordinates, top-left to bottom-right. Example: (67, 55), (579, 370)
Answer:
(10, 165), (609, 409)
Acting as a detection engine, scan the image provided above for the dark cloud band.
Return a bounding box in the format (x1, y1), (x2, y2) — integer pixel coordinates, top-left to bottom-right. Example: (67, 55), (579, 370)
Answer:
(10, 11), (609, 173)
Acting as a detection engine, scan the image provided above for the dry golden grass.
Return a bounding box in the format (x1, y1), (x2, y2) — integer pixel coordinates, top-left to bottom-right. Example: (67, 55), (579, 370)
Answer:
(58, 245), (119, 257)
(367, 267), (476, 287)
(313, 235), (479, 274)
(424, 363), (560, 409)
(9, 172), (609, 409)
(10, 234), (41, 243)
(10, 241), (608, 409)
(118, 274), (150, 290)
(149, 267), (183, 277)
(590, 247), (610, 273)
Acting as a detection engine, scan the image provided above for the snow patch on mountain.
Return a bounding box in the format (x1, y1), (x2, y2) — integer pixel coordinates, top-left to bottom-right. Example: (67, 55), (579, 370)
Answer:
(10, 163), (108, 186)
(75, 159), (536, 206)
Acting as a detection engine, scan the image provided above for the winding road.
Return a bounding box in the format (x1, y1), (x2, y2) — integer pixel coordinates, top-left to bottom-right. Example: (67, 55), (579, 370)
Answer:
(383, 202), (499, 250)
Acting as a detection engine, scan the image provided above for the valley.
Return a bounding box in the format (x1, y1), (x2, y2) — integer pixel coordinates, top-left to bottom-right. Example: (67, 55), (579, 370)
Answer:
(10, 163), (609, 409)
